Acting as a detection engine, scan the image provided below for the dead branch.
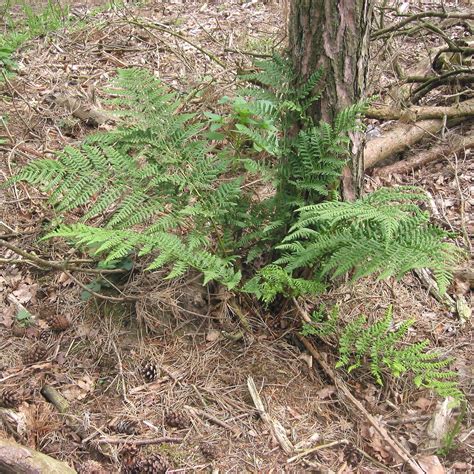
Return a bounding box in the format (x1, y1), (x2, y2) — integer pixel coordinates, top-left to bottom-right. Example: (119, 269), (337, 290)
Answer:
(410, 69), (474, 104)
(365, 119), (444, 170)
(372, 12), (474, 40)
(0, 437), (76, 474)
(247, 376), (294, 454)
(94, 436), (183, 446)
(185, 405), (242, 437)
(40, 385), (70, 414)
(364, 98), (474, 170)
(366, 101), (474, 122)
(0, 238), (127, 274)
(374, 132), (474, 176)
(125, 18), (226, 68)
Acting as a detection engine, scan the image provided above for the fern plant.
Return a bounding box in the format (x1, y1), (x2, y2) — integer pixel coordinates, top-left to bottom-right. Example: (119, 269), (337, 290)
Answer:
(5, 56), (462, 300)
(303, 306), (463, 400)
(9, 68), (250, 287)
(274, 186), (462, 294)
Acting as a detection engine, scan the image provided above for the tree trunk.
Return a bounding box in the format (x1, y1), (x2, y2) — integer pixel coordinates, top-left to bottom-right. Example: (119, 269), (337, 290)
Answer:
(288, 0), (374, 200)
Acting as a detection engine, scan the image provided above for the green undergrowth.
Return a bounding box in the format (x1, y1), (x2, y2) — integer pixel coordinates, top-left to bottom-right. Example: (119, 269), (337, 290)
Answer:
(302, 305), (463, 401)
(0, 0), (70, 80)
(5, 55), (463, 298)
(2, 45), (465, 404)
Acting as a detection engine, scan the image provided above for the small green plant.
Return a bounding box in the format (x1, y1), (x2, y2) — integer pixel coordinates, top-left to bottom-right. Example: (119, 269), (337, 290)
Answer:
(303, 305), (463, 401)
(15, 308), (34, 328)
(437, 401), (466, 456)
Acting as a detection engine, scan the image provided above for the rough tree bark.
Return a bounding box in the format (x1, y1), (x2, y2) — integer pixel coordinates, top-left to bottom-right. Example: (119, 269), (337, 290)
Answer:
(288, 0), (374, 200)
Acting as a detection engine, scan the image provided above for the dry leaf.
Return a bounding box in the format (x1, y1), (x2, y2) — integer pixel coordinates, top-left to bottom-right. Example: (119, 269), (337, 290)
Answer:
(418, 455), (445, 474)
(362, 425), (393, 461)
(414, 397), (434, 411)
(206, 329), (221, 342)
(12, 283), (38, 304)
(316, 385), (336, 399)
(0, 305), (15, 328)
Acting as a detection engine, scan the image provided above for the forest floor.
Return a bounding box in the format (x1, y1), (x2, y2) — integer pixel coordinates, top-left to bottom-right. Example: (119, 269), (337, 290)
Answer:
(0, 1), (472, 473)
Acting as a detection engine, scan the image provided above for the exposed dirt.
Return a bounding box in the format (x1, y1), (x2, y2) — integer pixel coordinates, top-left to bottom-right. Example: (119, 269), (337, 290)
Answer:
(0, 1), (472, 473)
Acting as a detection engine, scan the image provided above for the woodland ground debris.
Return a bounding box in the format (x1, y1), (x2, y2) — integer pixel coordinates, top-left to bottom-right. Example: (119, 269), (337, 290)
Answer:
(0, 0), (472, 472)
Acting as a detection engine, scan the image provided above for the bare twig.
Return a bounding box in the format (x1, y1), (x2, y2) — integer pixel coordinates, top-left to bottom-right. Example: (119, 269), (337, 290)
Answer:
(95, 436), (183, 446)
(185, 405), (242, 437)
(125, 18), (226, 68)
(0, 238), (128, 274)
(247, 376), (294, 454)
(372, 12), (474, 39)
(287, 439), (348, 463)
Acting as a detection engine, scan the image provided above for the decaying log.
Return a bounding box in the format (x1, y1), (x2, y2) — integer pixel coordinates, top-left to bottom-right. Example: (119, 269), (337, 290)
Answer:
(0, 437), (76, 473)
(374, 132), (474, 176)
(366, 101), (474, 122)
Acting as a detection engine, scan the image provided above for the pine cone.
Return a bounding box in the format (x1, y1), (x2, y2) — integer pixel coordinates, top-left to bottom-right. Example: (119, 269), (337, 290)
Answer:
(115, 419), (140, 435)
(23, 342), (48, 364)
(0, 389), (20, 408)
(200, 442), (220, 460)
(120, 444), (140, 473)
(47, 313), (71, 332)
(39, 329), (52, 342)
(141, 362), (159, 382)
(165, 410), (189, 429)
(137, 453), (171, 474)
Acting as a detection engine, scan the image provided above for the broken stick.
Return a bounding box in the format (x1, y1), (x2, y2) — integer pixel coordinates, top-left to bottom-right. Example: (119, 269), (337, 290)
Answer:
(247, 376), (294, 454)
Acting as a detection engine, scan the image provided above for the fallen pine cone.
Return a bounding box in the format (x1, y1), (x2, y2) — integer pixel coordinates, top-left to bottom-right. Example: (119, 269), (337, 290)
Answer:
(114, 419), (140, 435)
(47, 313), (71, 332)
(200, 441), (220, 460)
(120, 444), (140, 473)
(0, 389), (21, 408)
(165, 410), (189, 429)
(137, 453), (171, 474)
(23, 342), (48, 364)
(141, 362), (159, 382)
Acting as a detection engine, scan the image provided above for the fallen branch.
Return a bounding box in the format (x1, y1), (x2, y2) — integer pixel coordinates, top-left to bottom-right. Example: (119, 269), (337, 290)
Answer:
(0, 238), (127, 274)
(94, 436), (183, 446)
(0, 437), (76, 474)
(372, 12), (474, 39)
(410, 69), (474, 104)
(374, 132), (474, 176)
(365, 118), (444, 170)
(125, 18), (226, 68)
(367, 100), (474, 122)
(364, 98), (474, 170)
(185, 405), (242, 438)
(287, 439), (348, 464)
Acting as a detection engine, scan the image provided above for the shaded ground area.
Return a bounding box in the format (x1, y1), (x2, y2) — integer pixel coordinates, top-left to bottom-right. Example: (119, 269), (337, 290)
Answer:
(0, 1), (472, 472)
